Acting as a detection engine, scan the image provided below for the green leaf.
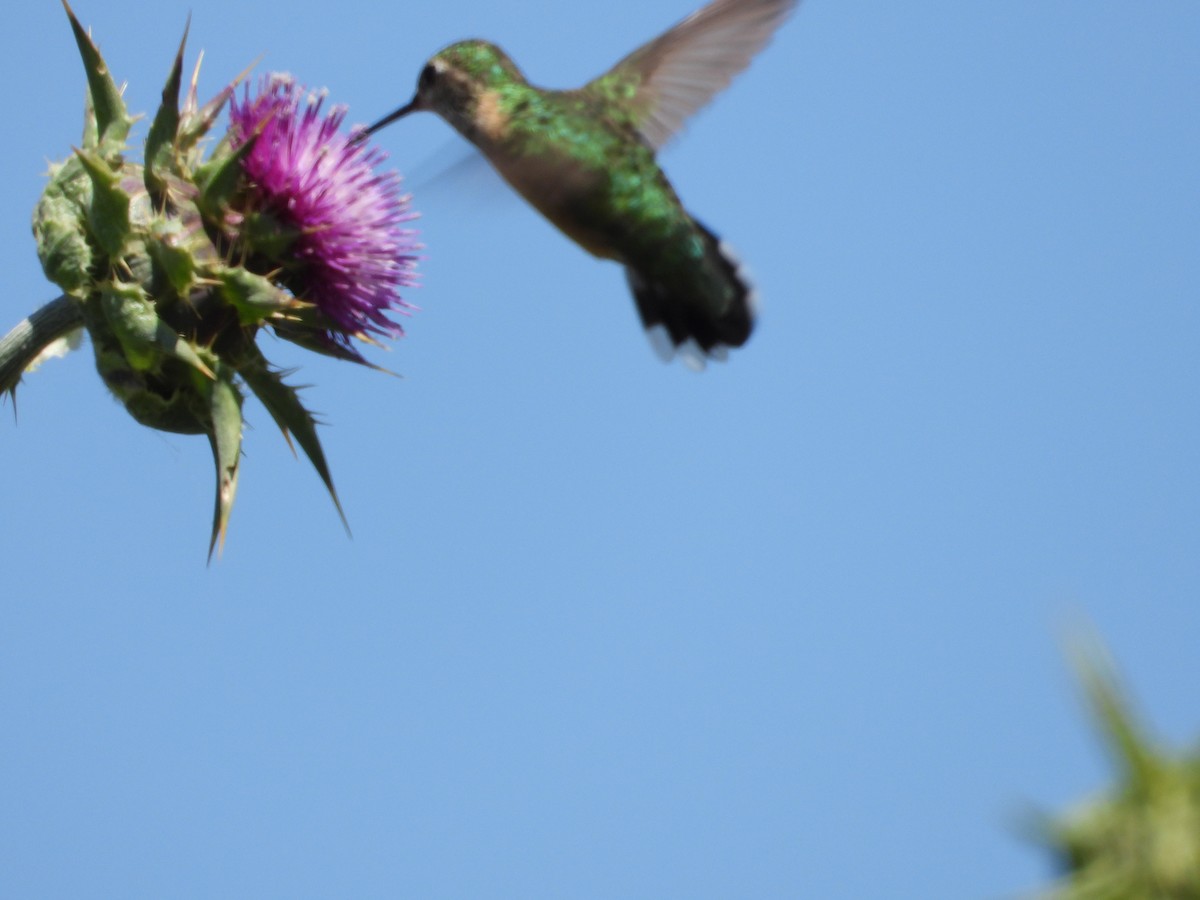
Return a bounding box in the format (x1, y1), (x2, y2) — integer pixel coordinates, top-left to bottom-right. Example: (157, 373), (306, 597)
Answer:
(33, 177), (94, 296)
(1069, 637), (1158, 793)
(216, 265), (300, 324)
(146, 219), (198, 297)
(237, 209), (301, 260)
(179, 58), (254, 156)
(206, 374), (243, 562)
(236, 344), (349, 533)
(61, 0), (132, 150)
(74, 148), (130, 258)
(145, 20), (188, 203)
(100, 280), (215, 378)
(195, 138), (255, 218)
(271, 308), (398, 373)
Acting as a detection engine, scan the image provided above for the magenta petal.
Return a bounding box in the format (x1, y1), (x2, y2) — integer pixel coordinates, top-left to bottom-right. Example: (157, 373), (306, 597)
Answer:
(229, 75), (419, 343)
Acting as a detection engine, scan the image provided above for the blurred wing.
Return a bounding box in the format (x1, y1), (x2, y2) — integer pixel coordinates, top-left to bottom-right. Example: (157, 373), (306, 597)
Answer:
(594, 0), (799, 149)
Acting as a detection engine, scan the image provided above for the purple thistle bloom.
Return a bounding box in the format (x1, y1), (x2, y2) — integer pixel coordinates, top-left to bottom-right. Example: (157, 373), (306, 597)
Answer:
(229, 74), (419, 344)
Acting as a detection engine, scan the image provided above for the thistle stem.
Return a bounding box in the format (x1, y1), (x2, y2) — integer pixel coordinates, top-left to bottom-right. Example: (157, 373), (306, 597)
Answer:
(0, 295), (84, 396)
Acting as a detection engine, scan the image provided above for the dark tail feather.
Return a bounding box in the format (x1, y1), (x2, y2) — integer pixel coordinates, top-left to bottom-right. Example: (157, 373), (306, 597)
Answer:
(625, 221), (757, 369)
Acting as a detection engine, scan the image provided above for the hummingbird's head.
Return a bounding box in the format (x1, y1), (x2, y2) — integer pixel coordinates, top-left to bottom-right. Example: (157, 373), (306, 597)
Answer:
(364, 41), (526, 140)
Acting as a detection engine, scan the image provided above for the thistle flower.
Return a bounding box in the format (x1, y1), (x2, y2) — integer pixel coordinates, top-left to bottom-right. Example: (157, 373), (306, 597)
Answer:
(2, 3), (421, 559)
(228, 75), (419, 351)
(1031, 641), (1200, 898)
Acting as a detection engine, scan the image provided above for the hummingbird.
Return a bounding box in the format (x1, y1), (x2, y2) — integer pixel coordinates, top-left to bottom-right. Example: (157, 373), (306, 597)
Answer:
(363, 0), (799, 368)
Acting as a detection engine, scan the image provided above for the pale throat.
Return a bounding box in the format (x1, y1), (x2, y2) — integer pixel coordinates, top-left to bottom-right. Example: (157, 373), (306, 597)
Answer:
(473, 90), (509, 143)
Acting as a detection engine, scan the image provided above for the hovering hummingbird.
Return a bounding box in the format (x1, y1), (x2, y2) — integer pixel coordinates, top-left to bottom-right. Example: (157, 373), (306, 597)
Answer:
(363, 0), (799, 368)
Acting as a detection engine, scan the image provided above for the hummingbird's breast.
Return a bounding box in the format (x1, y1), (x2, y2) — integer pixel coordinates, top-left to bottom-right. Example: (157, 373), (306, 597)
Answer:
(467, 88), (681, 263)
(496, 160), (625, 261)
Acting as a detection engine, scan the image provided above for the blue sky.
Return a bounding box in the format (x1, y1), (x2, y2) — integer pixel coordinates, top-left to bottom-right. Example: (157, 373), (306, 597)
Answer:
(2, 1), (1198, 896)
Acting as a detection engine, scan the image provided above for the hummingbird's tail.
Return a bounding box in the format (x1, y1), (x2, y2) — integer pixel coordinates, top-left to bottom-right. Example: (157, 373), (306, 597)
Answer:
(625, 220), (757, 371)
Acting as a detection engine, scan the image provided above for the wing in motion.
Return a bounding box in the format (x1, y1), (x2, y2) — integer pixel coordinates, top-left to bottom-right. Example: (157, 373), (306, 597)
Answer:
(592, 0), (800, 149)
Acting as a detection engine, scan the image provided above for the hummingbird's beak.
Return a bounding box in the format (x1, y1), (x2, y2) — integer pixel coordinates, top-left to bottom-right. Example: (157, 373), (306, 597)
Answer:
(362, 96), (421, 137)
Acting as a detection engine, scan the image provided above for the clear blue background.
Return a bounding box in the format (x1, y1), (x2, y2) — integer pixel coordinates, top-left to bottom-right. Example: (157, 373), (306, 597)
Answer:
(2, 1), (1198, 896)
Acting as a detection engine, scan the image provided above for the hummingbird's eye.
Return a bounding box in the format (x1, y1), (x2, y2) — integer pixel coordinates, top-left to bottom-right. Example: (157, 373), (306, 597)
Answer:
(418, 64), (437, 90)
